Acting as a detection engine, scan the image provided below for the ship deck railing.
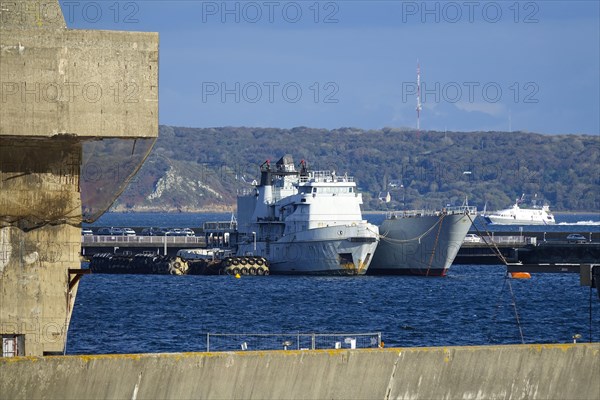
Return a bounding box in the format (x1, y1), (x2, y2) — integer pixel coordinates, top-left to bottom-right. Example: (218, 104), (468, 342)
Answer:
(300, 170), (354, 183)
(387, 206), (477, 219)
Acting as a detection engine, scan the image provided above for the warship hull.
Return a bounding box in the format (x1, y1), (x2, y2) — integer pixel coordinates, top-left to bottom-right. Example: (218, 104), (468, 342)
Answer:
(369, 211), (473, 276)
(237, 223), (378, 275)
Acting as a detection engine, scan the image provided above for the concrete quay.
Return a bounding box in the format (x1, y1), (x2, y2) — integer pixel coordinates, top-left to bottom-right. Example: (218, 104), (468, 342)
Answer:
(1, 343), (598, 399)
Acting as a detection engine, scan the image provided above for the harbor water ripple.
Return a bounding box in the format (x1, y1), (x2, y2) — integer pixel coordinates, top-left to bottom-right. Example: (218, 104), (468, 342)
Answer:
(69, 212), (600, 354)
(67, 265), (600, 354)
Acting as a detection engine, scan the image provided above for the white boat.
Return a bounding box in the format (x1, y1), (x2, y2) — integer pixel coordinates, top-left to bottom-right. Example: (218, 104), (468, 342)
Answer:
(369, 206), (475, 276)
(484, 197), (555, 225)
(235, 155), (379, 275)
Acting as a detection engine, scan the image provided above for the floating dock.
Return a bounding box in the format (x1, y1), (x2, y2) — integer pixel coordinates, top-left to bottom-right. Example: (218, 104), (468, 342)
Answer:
(89, 253), (270, 276)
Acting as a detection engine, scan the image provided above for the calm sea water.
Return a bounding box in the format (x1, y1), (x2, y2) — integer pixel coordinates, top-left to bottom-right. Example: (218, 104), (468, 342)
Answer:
(67, 266), (600, 354)
(68, 212), (600, 354)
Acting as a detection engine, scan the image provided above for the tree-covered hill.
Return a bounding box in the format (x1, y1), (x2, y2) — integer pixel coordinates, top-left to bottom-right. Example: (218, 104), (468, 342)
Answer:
(111, 126), (599, 212)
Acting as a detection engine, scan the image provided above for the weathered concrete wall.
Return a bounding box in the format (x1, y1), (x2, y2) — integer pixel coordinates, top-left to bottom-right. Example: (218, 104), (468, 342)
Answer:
(1, 344), (598, 399)
(0, 29), (158, 138)
(0, 138), (82, 356)
(0, 138), (82, 224)
(0, 0), (159, 356)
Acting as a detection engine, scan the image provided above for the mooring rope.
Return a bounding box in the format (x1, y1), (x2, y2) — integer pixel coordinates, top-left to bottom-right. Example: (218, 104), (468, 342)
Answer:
(466, 213), (527, 344)
(507, 274), (525, 344)
(425, 214), (446, 276)
(375, 215), (445, 244)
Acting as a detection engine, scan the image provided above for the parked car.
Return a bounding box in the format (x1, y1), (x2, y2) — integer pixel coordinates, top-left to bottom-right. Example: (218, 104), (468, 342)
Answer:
(181, 228), (196, 237)
(167, 228), (196, 236)
(566, 234), (586, 244)
(165, 228), (195, 237)
(110, 228), (124, 236)
(97, 227), (128, 236)
(122, 228), (136, 236)
(141, 227), (165, 236)
(463, 233), (482, 243)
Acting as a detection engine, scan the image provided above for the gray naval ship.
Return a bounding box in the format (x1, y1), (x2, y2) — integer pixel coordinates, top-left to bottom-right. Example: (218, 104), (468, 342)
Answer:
(235, 155), (379, 275)
(369, 206), (475, 276)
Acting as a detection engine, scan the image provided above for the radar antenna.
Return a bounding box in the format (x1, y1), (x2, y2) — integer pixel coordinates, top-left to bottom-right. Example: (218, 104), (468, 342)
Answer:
(416, 60), (423, 137)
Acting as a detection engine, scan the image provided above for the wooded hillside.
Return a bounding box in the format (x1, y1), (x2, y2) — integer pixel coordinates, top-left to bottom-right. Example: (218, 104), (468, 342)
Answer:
(112, 126), (599, 212)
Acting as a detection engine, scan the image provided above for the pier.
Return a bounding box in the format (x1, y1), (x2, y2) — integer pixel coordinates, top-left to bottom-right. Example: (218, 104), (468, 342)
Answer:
(2, 344), (598, 399)
(81, 229), (600, 268)
(455, 234), (532, 264)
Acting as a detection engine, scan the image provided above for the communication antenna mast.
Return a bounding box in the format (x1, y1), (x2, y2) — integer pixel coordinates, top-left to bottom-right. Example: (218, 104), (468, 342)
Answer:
(416, 60), (422, 136)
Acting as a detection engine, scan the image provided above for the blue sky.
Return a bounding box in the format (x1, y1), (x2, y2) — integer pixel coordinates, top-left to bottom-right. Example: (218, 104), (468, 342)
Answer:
(61, 1), (599, 134)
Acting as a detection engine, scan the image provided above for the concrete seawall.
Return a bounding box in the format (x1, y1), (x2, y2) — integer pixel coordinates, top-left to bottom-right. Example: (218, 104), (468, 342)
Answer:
(1, 343), (598, 399)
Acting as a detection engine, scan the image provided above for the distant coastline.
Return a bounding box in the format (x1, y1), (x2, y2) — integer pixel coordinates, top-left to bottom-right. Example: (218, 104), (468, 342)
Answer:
(109, 205), (235, 213)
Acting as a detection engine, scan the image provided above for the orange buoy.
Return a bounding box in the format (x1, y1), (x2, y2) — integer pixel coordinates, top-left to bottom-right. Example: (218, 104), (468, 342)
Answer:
(510, 272), (531, 279)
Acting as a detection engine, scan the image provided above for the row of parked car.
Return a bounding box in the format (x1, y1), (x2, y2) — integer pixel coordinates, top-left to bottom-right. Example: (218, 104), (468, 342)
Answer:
(140, 227), (196, 237)
(97, 227), (137, 236)
(81, 227), (197, 237)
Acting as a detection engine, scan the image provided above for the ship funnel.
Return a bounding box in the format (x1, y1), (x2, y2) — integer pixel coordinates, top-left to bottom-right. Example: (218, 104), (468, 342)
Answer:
(276, 154), (296, 172)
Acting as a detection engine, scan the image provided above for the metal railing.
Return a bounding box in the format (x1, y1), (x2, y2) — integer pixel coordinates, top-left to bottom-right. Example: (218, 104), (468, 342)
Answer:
(300, 171), (354, 183)
(487, 235), (529, 245)
(446, 205), (478, 215)
(462, 235), (531, 246)
(81, 235), (204, 245)
(206, 332), (382, 352)
(203, 221), (237, 231)
(387, 206), (477, 219)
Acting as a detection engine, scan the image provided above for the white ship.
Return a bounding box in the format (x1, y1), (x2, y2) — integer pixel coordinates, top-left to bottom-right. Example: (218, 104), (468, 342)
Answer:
(370, 207), (475, 276)
(236, 155), (379, 275)
(483, 197), (555, 225)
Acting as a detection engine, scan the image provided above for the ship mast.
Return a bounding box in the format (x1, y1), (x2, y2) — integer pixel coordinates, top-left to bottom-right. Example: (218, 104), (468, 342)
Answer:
(416, 60), (422, 136)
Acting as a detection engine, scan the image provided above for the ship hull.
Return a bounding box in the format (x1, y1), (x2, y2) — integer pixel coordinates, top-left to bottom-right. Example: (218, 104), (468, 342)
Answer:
(237, 224), (379, 275)
(369, 212), (472, 276)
